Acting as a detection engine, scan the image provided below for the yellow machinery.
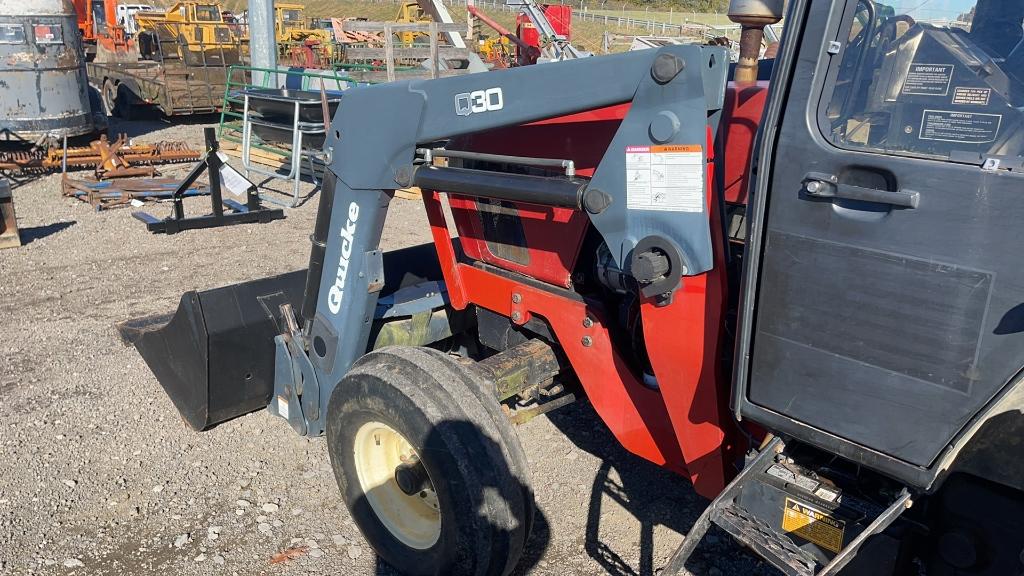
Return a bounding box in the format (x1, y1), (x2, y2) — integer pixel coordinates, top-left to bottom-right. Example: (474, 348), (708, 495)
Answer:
(274, 3), (335, 67)
(478, 35), (513, 68)
(394, 1), (431, 45)
(134, 2), (240, 65)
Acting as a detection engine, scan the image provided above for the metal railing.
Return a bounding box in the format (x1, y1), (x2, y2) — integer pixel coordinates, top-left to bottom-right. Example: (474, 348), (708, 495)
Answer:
(218, 65), (368, 146)
(355, 0), (739, 41)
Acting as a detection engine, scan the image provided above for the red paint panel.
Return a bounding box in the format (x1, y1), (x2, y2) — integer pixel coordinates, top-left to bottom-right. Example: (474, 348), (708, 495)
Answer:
(447, 105), (627, 288)
(424, 111), (743, 499)
(516, 4), (573, 48)
(720, 82), (770, 205)
(425, 191), (687, 475)
(638, 127), (740, 498)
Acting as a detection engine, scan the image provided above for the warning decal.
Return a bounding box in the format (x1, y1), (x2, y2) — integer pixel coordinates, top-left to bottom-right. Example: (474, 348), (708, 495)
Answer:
(952, 87), (992, 106)
(625, 145), (704, 212)
(901, 64), (953, 96)
(781, 498), (846, 554)
(919, 110), (1002, 144)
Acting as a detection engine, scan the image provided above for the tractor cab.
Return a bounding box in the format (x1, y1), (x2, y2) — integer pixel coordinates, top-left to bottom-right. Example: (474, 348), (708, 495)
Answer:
(698, 0), (1024, 573)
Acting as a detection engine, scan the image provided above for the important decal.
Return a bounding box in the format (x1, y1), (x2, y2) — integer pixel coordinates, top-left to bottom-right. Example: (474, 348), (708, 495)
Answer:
(901, 64), (953, 96)
(625, 145), (704, 212)
(952, 87), (992, 106)
(781, 498), (846, 554)
(919, 110), (1002, 144)
(327, 201), (361, 314)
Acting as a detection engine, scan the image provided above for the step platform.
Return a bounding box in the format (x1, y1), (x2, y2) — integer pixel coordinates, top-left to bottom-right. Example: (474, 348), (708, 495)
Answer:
(663, 437), (912, 576)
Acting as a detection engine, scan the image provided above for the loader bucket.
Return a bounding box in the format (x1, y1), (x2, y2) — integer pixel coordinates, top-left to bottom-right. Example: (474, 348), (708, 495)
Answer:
(118, 270), (307, 431)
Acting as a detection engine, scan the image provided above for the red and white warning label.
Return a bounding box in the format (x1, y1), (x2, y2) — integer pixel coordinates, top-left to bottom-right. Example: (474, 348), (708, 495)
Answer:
(625, 145), (704, 213)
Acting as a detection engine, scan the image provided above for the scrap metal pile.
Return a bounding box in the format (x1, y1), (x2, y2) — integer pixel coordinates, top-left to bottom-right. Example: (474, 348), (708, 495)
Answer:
(0, 135), (200, 176)
(41, 135), (205, 210)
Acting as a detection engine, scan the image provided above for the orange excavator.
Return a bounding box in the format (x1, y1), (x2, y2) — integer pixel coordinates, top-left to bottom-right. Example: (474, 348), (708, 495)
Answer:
(72, 0), (134, 62)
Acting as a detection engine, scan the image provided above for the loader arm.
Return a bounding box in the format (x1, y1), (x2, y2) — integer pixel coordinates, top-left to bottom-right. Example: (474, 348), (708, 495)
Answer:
(127, 45), (738, 497)
(297, 45), (735, 493)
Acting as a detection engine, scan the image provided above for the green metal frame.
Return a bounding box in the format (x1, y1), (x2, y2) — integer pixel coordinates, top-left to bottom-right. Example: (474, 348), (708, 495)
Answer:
(217, 65), (378, 155)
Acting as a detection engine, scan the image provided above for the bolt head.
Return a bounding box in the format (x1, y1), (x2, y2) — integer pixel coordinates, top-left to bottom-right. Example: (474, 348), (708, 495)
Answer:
(805, 180), (822, 194)
(581, 336), (593, 347)
(511, 311), (522, 322)
(651, 53), (685, 84)
(511, 293), (522, 304)
(582, 317), (593, 328)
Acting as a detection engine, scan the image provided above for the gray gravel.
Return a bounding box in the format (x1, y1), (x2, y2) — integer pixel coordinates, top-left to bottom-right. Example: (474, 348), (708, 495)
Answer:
(0, 116), (771, 575)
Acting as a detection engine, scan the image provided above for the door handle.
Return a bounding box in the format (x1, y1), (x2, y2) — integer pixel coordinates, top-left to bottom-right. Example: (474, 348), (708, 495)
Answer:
(802, 173), (919, 209)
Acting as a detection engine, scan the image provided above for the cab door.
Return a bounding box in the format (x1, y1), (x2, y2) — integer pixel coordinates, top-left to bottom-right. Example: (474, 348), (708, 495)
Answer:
(735, 0), (1024, 472)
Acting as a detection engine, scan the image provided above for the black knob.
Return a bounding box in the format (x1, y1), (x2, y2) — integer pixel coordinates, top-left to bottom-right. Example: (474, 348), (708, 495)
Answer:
(633, 250), (670, 283)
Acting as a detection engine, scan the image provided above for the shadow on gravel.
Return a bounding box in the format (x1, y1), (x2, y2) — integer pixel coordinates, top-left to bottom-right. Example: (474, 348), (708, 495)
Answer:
(107, 114), (224, 138)
(18, 220), (76, 244)
(371, 512), (552, 576)
(547, 400), (776, 576)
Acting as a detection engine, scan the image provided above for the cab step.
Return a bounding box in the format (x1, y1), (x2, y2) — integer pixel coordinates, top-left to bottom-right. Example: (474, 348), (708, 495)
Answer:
(663, 437), (913, 576)
(709, 503), (818, 575)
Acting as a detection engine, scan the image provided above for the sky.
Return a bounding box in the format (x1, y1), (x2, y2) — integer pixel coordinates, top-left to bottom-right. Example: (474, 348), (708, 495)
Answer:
(885, 0), (978, 20)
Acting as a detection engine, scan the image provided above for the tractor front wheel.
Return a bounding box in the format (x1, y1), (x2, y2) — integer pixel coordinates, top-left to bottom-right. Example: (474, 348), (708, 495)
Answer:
(326, 346), (533, 576)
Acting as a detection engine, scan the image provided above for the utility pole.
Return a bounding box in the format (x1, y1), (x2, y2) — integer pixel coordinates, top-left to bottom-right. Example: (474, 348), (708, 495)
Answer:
(248, 0), (277, 85)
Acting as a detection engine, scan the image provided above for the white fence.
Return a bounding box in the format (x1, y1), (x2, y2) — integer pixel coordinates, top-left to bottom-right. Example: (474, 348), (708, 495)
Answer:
(358, 0), (734, 40)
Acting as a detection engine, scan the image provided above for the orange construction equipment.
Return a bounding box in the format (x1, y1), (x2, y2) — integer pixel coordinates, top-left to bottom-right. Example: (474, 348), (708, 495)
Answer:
(73, 0), (135, 62)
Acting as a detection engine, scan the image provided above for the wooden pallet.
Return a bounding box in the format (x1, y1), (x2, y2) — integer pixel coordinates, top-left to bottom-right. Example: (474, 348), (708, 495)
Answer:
(221, 144), (326, 179)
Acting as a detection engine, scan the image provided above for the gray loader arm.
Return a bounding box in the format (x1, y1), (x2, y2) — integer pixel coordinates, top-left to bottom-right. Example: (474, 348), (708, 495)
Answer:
(277, 45), (728, 436)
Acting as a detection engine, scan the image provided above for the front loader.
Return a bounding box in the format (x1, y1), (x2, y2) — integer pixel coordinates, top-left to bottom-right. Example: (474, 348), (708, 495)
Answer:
(120, 0), (1024, 574)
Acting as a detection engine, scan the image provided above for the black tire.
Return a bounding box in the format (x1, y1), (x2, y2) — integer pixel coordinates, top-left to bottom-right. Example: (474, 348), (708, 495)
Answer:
(101, 81), (135, 120)
(115, 84), (135, 121)
(137, 31), (156, 60)
(326, 346), (533, 576)
(86, 85), (108, 135)
(101, 80), (117, 117)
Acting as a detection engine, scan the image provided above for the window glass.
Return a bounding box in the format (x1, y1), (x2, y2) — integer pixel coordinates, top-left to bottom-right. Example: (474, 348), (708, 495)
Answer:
(0, 24), (25, 44)
(822, 0), (1024, 160)
(33, 23), (62, 44)
(282, 9), (303, 31)
(195, 5), (221, 22)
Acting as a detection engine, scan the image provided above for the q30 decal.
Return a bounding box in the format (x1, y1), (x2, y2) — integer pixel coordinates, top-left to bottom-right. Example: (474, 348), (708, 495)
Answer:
(455, 87), (504, 116)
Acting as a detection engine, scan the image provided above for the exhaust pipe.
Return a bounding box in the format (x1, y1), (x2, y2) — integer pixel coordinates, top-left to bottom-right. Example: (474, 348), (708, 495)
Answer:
(728, 0), (784, 84)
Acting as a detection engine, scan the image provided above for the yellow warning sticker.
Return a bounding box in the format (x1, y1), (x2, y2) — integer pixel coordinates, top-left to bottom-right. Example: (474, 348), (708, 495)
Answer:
(781, 498), (846, 554)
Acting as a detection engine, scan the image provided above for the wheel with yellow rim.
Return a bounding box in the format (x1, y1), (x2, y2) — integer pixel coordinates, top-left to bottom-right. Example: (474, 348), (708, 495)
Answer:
(326, 346), (534, 576)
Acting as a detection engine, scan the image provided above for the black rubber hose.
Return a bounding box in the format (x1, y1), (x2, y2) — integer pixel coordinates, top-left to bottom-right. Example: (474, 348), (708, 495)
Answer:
(301, 169), (337, 324)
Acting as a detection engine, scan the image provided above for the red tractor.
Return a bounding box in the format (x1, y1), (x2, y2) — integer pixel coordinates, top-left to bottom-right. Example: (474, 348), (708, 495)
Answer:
(123, 0), (1024, 574)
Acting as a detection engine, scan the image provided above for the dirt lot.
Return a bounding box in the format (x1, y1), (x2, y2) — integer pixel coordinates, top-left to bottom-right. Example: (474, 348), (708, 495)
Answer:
(0, 117), (771, 576)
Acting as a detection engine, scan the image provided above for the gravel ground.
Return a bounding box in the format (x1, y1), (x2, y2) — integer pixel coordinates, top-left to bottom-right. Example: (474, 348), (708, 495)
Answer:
(0, 117), (772, 576)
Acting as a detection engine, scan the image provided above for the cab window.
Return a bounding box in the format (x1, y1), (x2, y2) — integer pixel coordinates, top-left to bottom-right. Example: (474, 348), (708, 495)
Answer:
(194, 5), (221, 22)
(281, 9), (303, 30)
(821, 0), (1024, 161)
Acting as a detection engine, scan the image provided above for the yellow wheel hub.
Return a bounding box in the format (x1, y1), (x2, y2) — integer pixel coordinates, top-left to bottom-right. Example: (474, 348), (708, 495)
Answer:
(352, 421), (441, 550)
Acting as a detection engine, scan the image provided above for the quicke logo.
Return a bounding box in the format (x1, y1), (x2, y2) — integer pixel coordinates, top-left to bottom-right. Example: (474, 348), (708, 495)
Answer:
(327, 202), (360, 314)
